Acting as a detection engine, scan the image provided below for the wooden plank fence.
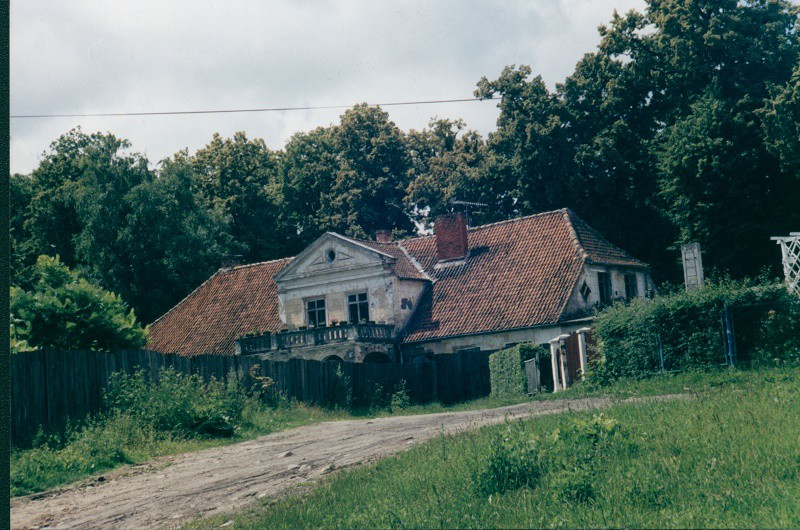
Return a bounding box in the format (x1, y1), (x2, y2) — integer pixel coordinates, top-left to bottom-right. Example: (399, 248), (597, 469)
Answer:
(11, 348), (490, 447)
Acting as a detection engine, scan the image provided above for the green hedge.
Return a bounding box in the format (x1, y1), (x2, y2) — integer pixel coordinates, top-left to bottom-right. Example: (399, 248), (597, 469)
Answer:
(594, 279), (800, 381)
(489, 344), (540, 397)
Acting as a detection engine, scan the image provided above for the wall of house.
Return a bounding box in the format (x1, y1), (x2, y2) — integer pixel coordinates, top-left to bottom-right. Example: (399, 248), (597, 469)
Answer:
(276, 237), (426, 332)
(281, 272), (397, 328)
(392, 278), (427, 331)
(403, 320), (592, 358)
(562, 265), (651, 317)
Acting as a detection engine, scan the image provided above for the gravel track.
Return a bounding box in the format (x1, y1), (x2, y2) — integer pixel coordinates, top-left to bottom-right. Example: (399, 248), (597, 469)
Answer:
(11, 394), (682, 529)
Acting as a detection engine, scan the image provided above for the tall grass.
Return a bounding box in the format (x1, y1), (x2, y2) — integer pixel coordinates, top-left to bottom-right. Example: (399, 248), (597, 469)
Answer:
(197, 366), (800, 529)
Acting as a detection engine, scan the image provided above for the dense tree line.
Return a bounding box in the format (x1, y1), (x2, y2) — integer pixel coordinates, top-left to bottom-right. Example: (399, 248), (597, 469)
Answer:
(10, 0), (800, 331)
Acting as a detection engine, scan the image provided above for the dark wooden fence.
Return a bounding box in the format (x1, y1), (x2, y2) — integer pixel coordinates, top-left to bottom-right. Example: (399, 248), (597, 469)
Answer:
(11, 348), (490, 447)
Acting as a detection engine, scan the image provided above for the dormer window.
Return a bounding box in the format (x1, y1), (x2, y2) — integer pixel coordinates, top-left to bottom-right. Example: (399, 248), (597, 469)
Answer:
(306, 298), (326, 327)
(348, 292), (369, 324)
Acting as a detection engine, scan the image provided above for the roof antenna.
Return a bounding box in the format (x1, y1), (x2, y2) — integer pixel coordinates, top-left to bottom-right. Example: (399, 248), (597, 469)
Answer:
(451, 200), (487, 227)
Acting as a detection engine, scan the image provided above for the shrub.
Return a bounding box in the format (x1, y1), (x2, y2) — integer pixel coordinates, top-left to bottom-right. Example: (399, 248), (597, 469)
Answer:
(388, 380), (411, 412)
(105, 367), (249, 438)
(478, 420), (551, 495)
(478, 414), (629, 498)
(594, 278), (800, 381)
(489, 343), (542, 397)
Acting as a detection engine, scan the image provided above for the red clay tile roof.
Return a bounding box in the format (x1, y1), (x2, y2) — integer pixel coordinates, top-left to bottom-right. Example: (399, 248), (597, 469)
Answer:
(146, 209), (647, 354)
(146, 258), (291, 356)
(567, 210), (648, 268)
(353, 239), (431, 281)
(398, 209), (647, 342)
(398, 210), (580, 342)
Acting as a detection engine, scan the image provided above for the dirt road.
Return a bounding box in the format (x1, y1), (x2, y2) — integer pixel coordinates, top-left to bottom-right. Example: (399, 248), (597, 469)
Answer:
(11, 395), (680, 529)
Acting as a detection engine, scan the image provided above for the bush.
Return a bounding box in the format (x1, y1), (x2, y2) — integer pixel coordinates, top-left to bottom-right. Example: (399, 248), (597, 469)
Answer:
(105, 367), (249, 438)
(594, 278), (800, 381)
(478, 414), (628, 499)
(388, 380), (411, 412)
(489, 343), (541, 397)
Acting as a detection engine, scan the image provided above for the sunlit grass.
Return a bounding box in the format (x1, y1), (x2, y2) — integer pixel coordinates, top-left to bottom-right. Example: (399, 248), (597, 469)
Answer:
(192, 366), (800, 529)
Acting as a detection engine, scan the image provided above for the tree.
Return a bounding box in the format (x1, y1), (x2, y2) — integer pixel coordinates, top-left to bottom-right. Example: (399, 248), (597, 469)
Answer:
(11, 256), (147, 352)
(117, 154), (234, 323)
(275, 104), (414, 241)
(405, 119), (509, 228)
(324, 104), (414, 239)
(189, 132), (286, 261)
(477, 0), (800, 279)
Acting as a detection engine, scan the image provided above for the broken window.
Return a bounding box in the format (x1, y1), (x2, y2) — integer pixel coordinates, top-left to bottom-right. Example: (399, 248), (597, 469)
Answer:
(306, 298), (326, 327)
(598, 272), (612, 306)
(624, 274), (638, 300)
(348, 292), (369, 324)
(580, 281), (591, 301)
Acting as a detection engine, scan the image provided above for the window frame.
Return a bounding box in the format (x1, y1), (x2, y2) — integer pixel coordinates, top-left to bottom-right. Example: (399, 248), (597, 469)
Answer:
(305, 298), (327, 327)
(597, 272), (612, 306)
(624, 273), (638, 300)
(347, 292), (370, 324)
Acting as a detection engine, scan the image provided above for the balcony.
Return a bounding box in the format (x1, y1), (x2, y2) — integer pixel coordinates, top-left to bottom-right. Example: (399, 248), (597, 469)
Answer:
(236, 323), (395, 355)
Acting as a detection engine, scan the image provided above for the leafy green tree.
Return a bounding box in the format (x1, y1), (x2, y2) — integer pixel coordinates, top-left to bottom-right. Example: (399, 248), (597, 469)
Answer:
(275, 127), (339, 250)
(477, 0), (800, 279)
(324, 104), (413, 239)
(276, 104), (414, 241)
(117, 154), (234, 323)
(188, 132), (286, 261)
(10, 174), (35, 280)
(405, 119), (509, 228)
(762, 61), (800, 175)
(11, 256), (147, 352)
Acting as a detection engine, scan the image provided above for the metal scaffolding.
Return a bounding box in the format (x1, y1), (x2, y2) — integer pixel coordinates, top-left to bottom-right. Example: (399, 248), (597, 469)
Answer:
(771, 233), (800, 296)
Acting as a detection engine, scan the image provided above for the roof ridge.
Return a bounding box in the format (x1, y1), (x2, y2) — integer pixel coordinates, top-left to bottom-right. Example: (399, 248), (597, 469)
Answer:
(148, 257), (292, 328)
(466, 208), (567, 232)
(393, 208), (571, 245)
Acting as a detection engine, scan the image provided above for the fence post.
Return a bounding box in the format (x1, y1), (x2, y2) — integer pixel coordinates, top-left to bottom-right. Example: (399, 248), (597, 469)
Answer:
(723, 305), (736, 367)
(657, 334), (665, 374)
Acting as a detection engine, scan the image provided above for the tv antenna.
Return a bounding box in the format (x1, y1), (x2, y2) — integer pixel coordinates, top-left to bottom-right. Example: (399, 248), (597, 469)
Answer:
(452, 200), (487, 227)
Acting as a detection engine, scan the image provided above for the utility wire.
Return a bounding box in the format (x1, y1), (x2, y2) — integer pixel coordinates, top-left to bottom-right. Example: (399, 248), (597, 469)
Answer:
(11, 97), (501, 119)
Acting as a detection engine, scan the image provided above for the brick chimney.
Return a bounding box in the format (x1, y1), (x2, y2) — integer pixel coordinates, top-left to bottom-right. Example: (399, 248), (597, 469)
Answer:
(435, 212), (468, 262)
(375, 229), (393, 243)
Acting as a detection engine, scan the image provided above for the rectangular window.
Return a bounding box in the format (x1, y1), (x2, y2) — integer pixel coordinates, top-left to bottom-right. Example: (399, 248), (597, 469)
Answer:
(306, 298), (326, 327)
(624, 274), (638, 300)
(598, 272), (612, 306)
(348, 292), (369, 324)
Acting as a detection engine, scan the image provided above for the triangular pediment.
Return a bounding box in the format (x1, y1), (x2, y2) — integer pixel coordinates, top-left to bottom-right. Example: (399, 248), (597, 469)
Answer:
(273, 233), (395, 284)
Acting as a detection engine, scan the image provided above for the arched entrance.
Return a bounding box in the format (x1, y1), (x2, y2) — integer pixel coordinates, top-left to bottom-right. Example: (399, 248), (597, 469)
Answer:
(322, 355), (343, 363)
(362, 351), (392, 364)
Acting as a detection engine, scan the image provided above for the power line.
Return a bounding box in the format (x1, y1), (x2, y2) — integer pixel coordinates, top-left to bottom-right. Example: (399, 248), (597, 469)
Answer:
(10, 97), (501, 119)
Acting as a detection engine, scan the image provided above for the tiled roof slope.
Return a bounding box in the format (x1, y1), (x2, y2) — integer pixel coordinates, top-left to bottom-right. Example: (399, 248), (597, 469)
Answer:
(398, 209), (647, 342)
(146, 258), (291, 356)
(568, 210), (648, 268)
(355, 239), (430, 280)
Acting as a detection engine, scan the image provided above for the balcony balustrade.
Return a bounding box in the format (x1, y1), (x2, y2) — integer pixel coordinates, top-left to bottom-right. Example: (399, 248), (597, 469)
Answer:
(236, 323), (394, 355)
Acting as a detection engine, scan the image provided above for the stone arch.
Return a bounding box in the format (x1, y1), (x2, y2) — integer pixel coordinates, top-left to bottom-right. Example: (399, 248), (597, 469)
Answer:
(322, 355), (343, 363)
(363, 351), (392, 364)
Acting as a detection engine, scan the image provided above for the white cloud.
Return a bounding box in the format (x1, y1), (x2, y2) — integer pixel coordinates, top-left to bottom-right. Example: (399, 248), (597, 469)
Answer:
(10, 0), (645, 174)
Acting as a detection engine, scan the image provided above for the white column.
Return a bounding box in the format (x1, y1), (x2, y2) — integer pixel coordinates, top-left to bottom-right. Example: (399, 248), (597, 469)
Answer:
(559, 340), (569, 389)
(577, 327), (591, 381)
(549, 339), (561, 392)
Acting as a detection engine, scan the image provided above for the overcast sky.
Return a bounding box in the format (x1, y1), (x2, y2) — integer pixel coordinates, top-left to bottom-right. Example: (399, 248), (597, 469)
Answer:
(11, 0), (646, 175)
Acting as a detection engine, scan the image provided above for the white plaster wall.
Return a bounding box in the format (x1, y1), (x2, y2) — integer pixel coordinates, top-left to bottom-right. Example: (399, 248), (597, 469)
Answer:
(407, 321), (593, 356)
(392, 278), (427, 332)
(282, 272), (397, 328)
(563, 265), (653, 316)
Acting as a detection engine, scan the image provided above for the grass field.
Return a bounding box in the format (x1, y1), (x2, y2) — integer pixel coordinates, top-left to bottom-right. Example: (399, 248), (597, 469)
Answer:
(192, 366), (800, 529)
(12, 365), (793, 500)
